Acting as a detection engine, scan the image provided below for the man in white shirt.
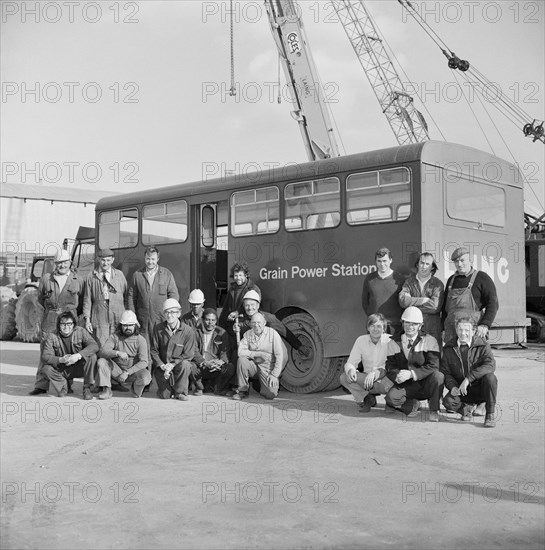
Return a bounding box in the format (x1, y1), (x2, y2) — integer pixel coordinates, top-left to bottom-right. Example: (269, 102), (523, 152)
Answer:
(232, 313), (288, 400)
(340, 313), (394, 412)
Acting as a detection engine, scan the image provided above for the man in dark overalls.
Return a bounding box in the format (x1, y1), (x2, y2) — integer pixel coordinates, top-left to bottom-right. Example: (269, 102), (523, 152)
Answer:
(442, 247), (499, 345)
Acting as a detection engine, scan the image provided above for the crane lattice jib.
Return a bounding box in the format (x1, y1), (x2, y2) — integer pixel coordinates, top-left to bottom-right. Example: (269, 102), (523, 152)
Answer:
(265, 0), (343, 160)
(331, 0), (430, 145)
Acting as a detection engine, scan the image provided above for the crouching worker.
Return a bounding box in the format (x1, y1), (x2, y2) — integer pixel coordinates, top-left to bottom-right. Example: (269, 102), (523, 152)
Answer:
(441, 317), (498, 428)
(96, 310), (151, 399)
(384, 306), (443, 422)
(42, 311), (98, 399)
(193, 308), (235, 396)
(151, 298), (196, 401)
(340, 313), (394, 413)
(232, 313), (287, 400)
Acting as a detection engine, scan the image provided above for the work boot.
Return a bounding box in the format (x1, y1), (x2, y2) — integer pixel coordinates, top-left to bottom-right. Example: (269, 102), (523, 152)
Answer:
(231, 391), (249, 401)
(406, 399), (421, 417)
(473, 402), (486, 417)
(458, 404), (474, 421)
(359, 393), (376, 413)
(384, 403), (397, 414)
(28, 388), (47, 396)
(428, 411), (440, 422)
(58, 388), (67, 398)
(176, 393), (188, 401)
(98, 387), (112, 400)
(83, 387), (93, 401)
(484, 413), (496, 428)
(193, 389), (203, 396)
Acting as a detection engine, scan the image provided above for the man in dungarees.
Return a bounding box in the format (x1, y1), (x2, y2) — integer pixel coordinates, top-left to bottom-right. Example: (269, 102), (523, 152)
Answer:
(442, 247), (499, 345)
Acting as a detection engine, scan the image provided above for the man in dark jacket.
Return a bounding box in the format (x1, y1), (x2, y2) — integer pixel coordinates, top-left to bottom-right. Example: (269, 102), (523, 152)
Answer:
(441, 317), (498, 428)
(128, 246), (179, 350)
(150, 298), (195, 401)
(42, 311), (99, 399)
(30, 249), (85, 395)
(218, 262), (261, 332)
(192, 308), (235, 396)
(384, 306), (443, 421)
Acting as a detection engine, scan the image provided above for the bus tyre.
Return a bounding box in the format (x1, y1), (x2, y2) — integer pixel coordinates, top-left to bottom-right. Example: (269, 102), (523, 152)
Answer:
(15, 287), (43, 343)
(280, 313), (331, 394)
(320, 357), (345, 392)
(0, 287), (17, 341)
(527, 312), (545, 343)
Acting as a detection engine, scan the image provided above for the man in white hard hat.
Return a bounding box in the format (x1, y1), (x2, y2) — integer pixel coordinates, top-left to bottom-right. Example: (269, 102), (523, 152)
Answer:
(182, 289), (206, 330)
(29, 248), (85, 396)
(384, 306), (443, 422)
(150, 298), (196, 400)
(233, 312), (288, 400)
(231, 289), (302, 352)
(95, 310), (152, 399)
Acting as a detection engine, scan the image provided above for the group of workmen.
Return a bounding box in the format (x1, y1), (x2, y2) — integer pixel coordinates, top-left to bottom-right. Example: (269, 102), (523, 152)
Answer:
(351, 246), (499, 427)
(28, 244), (499, 427)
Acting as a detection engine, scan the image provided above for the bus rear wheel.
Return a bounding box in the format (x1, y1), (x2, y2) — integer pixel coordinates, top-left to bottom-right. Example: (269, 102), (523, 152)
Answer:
(280, 313), (331, 394)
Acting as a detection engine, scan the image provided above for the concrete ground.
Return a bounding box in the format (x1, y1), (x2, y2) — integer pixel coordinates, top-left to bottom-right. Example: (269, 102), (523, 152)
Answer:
(0, 341), (544, 550)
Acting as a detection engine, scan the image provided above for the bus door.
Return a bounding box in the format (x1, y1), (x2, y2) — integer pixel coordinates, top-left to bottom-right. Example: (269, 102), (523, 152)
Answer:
(191, 201), (229, 309)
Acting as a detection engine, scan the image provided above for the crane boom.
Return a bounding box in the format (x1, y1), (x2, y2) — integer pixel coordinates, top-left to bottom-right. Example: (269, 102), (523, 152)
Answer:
(265, 0), (343, 160)
(330, 0), (430, 145)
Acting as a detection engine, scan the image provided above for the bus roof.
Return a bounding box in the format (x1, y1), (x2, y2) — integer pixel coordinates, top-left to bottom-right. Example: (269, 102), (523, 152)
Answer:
(96, 141), (522, 211)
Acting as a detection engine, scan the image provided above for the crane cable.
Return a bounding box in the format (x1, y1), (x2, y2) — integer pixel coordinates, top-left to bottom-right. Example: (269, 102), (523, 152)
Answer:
(398, 0), (544, 144)
(229, 0), (236, 96)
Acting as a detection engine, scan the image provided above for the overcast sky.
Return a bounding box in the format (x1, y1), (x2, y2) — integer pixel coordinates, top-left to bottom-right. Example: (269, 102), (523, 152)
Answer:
(1, 0), (544, 255)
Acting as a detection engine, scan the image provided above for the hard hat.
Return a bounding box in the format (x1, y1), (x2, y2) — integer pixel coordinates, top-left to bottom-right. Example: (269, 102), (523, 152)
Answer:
(188, 289), (205, 304)
(243, 290), (261, 303)
(120, 310), (139, 326)
(401, 306), (423, 324)
(163, 298), (182, 311)
(54, 250), (71, 263)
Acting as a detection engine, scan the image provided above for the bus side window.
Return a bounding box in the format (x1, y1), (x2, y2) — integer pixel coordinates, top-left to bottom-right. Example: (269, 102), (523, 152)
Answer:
(231, 187), (279, 236)
(99, 208), (139, 249)
(346, 167), (411, 225)
(142, 201), (188, 245)
(285, 177), (340, 232)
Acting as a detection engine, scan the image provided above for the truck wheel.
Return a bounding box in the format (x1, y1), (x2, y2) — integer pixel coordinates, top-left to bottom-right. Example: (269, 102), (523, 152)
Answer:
(0, 287), (17, 340)
(15, 287), (43, 343)
(527, 312), (545, 343)
(280, 313), (331, 394)
(321, 357), (346, 392)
